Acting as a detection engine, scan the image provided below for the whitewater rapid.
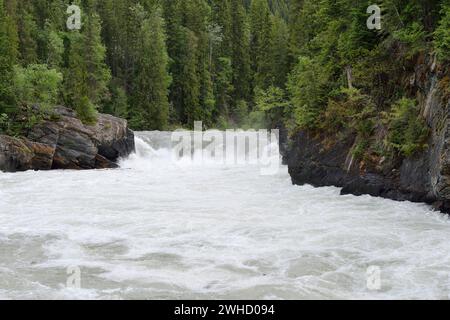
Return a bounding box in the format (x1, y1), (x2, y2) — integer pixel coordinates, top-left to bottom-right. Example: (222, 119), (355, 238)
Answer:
(0, 131), (449, 299)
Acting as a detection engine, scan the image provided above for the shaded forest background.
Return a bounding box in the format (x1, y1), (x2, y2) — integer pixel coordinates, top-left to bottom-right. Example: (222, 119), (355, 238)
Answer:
(0, 0), (449, 159)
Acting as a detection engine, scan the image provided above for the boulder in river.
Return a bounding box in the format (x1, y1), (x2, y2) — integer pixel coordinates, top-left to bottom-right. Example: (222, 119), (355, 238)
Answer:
(0, 106), (135, 172)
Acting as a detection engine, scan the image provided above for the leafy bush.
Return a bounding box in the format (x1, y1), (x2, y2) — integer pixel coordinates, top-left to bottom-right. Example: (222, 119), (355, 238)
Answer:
(14, 64), (62, 110)
(320, 88), (376, 159)
(386, 98), (429, 157)
(76, 96), (98, 125)
(321, 88), (376, 135)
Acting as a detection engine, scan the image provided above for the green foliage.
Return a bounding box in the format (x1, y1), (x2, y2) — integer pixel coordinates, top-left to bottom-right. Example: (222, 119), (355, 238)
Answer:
(386, 98), (429, 157)
(230, 0), (252, 106)
(130, 8), (171, 130)
(64, 8), (111, 124)
(0, 0), (18, 116)
(0, 112), (9, 133)
(234, 100), (249, 125)
(44, 22), (64, 69)
(250, 0), (273, 90)
(254, 85), (288, 125)
(242, 111), (268, 130)
(14, 64), (62, 109)
(17, 3), (39, 65)
(287, 56), (327, 129)
(105, 83), (128, 118)
(270, 13), (289, 88)
(352, 139), (370, 160)
(393, 22), (427, 58)
(215, 57), (234, 117)
(76, 95), (98, 125)
(1, 0), (448, 137)
(434, 4), (450, 62)
(83, 13), (112, 106)
(255, 86), (288, 112)
(321, 88), (376, 135)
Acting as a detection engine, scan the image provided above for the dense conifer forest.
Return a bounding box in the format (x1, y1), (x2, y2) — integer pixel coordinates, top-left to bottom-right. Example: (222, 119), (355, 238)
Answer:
(0, 0), (449, 158)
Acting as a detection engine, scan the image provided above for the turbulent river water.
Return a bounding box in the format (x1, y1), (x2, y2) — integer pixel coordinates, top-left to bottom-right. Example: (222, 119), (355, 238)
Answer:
(1, 131), (450, 300)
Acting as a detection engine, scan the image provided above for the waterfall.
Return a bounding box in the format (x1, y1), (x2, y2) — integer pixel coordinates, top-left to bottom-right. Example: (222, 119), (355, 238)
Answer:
(121, 130), (281, 175)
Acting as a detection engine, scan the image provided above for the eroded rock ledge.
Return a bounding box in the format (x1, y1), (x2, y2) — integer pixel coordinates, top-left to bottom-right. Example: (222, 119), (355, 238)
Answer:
(0, 106), (135, 172)
(287, 56), (450, 213)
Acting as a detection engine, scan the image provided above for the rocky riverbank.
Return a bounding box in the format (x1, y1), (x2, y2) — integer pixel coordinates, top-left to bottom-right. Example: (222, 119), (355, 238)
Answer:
(0, 107), (135, 172)
(287, 55), (450, 213)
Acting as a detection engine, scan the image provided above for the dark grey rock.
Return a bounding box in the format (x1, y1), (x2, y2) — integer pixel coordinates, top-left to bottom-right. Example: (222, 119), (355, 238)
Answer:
(287, 55), (450, 213)
(0, 107), (135, 172)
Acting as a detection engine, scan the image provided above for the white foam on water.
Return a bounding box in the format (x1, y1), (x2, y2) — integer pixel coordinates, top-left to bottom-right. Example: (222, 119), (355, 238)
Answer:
(1, 131), (450, 299)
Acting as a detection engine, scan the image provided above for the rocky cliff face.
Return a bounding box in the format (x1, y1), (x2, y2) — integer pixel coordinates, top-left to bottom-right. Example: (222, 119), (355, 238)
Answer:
(287, 56), (450, 213)
(0, 107), (135, 172)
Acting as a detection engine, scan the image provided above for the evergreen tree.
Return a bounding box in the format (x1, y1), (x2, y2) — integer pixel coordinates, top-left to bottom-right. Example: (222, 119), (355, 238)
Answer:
(230, 0), (251, 115)
(83, 11), (111, 106)
(179, 29), (201, 126)
(162, 0), (184, 122)
(43, 20), (64, 69)
(250, 0), (273, 90)
(214, 57), (234, 119)
(64, 2), (111, 123)
(435, 2), (450, 62)
(130, 9), (171, 130)
(16, 0), (38, 65)
(0, 0), (19, 115)
(65, 31), (95, 122)
(269, 13), (289, 89)
(211, 0), (232, 58)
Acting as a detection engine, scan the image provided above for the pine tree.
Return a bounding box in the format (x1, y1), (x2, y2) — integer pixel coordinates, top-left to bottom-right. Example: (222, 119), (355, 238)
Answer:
(16, 0), (38, 65)
(64, 2), (111, 123)
(269, 13), (289, 89)
(43, 20), (64, 69)
(0, 0), (19, 115)
(434, 2), (450, 62)
(130, 9), (171, 130)
(211, 0), (232, 58)
(230, 0), (251, 113)
(65, 31), (94, 122)
(180, 29), (201, 126)
(83, 11), (111, 106)
(183, 0), (216, 126)
(250, 0), (273, 90)
(162, 0), (184, 122)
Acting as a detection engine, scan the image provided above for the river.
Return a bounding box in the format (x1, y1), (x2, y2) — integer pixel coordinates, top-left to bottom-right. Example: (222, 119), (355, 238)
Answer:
(0, 131), (449, 299)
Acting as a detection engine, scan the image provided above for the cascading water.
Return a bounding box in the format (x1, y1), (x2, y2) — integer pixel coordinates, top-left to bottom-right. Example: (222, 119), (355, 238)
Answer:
(1, 131), (450, 299)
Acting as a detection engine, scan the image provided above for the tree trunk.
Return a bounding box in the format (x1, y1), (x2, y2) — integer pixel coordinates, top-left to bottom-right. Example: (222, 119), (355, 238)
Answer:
(346, 65), (353, 89)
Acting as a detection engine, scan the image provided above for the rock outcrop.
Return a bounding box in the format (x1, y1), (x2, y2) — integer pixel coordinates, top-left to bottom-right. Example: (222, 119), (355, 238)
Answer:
(287, 55), (450, 213)
(0, 107), (135, 172)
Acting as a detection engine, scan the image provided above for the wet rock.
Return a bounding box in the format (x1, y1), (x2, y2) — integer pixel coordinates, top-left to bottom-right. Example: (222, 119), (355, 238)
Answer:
(0, 136), (34, 172)
(287, 55), (450, 213)
(0, 106), (135, 172)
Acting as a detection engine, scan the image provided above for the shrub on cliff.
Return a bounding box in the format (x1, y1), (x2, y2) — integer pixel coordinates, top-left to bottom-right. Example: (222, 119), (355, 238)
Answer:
(385, 98), (429, 157)
(434, 4), (450, 62)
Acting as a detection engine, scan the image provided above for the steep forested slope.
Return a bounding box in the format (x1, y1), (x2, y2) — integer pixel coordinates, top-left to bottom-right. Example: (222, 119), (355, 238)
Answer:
(0, 0), (448, 155)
